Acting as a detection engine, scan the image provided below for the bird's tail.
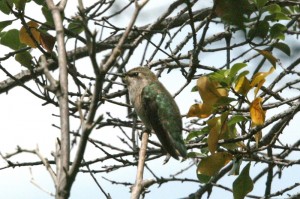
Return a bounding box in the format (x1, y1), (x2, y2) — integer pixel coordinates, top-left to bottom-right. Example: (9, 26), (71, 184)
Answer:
(175, 141), (187, 158)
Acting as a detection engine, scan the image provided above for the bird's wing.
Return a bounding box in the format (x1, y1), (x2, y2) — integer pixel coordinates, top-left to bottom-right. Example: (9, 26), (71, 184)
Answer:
(142, 82), (187, 159)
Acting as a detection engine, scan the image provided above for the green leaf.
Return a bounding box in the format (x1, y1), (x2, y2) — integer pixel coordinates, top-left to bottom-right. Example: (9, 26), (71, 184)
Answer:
(255, 0), (267, 9)
(0, 20), (13, 32)
(42, 5), (54, 26)
(272, 42), (291, 56)
(274, 13), (291, 20)
(200, 144), (209, 155)
(228, 158), (242, 176)
(265, 13), (291, 22)
(229, 63), (247, 80)
(12, 0), (27, 10)
(209, 69), (227, 81)
(191, 85), (198, 92)
(270, 23), (286, 40)
(42, 4), (64, 26)
(233, 163), (253, 199)
(0, 29), (21, 50)
(197, 152), (233, 176)
(267, 4), (281, 14)
(186, 127), (209, 141)
(187, 152), (206, 158)
(197, 173), (211, 184)
(68, 20), (84, 35)
(215, 0), (253, 28)
(33, 0), (45, 5)
(248, 20), (269, 39)
(15, 51), (32, 68)
(228, 115), (248, 126)
(236, 70), (249, 81)
(280, 6), (291, 15)
(0, 0), (13, 15)
(215, 96), (236, 107)
(209, 69), (231, 86)
(295, 6), (300, 13)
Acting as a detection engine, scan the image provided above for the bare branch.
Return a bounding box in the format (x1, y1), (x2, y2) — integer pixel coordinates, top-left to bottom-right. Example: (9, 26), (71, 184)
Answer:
(45, 1), (70, 199)
(131, 131), (150, 199)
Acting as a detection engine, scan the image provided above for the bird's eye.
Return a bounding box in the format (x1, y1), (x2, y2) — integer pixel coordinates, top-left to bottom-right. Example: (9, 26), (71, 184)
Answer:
(129, 72), (139, 77)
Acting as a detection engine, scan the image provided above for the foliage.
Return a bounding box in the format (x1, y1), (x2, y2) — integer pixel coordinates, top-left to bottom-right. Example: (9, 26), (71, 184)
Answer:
(0, 0), (300, 199)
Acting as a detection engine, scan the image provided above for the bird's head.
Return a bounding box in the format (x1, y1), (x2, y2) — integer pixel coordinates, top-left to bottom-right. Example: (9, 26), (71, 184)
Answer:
(123, 67), (157, 89)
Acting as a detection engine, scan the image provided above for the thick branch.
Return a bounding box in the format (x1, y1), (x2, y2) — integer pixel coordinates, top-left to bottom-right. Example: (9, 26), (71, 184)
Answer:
(46, 1), (70, 199)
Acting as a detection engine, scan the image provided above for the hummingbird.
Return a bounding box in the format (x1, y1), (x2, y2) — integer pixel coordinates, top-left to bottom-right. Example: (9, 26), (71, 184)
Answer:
(123, 66), (187, 160)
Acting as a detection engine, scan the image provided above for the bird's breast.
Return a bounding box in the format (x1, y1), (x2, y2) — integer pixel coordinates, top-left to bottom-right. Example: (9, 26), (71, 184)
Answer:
(131, 91), (152, 129)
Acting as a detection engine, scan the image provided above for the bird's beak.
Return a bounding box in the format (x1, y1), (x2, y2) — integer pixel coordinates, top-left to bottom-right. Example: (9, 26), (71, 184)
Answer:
(107, 72), (124, 78)
(106, 72), (127, 84)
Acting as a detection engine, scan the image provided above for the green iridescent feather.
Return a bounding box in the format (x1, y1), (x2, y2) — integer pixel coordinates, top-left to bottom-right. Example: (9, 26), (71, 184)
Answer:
(142, 82), (187, 159)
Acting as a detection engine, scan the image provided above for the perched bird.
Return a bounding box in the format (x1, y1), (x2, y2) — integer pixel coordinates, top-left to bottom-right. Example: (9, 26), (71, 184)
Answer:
(123, 66), (187, 160)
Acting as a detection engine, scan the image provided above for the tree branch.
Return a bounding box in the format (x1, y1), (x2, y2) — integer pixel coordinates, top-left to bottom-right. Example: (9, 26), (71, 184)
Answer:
(131, 131), (149, 199)
(45, 1), (70, 199)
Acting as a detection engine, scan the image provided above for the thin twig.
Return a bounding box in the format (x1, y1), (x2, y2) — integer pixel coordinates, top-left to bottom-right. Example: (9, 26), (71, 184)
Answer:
(83, 159), (111, 199)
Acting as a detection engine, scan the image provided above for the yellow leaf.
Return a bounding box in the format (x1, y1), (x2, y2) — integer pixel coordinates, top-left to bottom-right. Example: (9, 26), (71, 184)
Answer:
(250, 67), (275, 88)
(207, 116), (219, 128)
(251, 67), (275, 97)
(19, 21), (41, 48)
(255, 49), (277, 67)
(187, 103), (212, 118)
(235, 75), (251, 96)
(197, 152), (233, 176)
(207, 115), (230, 154)
(254, 78), (265, 97)
(207, 113), (240, 152)
(197, 76), (228, 105)
(190, 76), (229, 119)
(255, 131), (262, 148)
(208, 126), (219, 154)
(207, 113), (228, 135)
(250, 97), (266, 126)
